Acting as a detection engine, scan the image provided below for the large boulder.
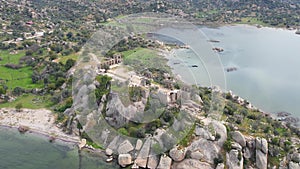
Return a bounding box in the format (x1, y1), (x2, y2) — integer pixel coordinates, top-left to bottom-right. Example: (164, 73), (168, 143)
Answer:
(117, 139), (134, 154)
(105, 148), (113, 156)
(135, 139), (143, 151)
(147, 155), (159, 169)
(107, 136), (124, 151)
(169, 147), (186, 162)
(118, 154), (132, 167)
(231, 131), (246, 147)
(226, 150), (243, 169)
(211, 121), (227, 147)
(195, 126), (214, 140)
(231, 142), (242, 150)
(190, 151), (203, 160)
(243, 147), (252, 159)
(135, 138), (151, 168)
(187, 138), (219, 164)
(147, 141), (159, 169)
(173, 159), (213, 169)
(256, 149), (267, 169)
(256, 137), (268, 154)
(291, 153), (300, 163)
(289, 161), (300, 169)
(157, 155), (172, 169)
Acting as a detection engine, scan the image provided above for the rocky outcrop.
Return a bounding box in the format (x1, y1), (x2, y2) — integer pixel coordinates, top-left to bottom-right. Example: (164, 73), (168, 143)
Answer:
(117, 139), (134, 154)
(243, 147), (252, 159)
(190, 151), (203, 160)
(135, 138), (151, 168)
(147, 155), (159, 169)
(107, 136), (124, 151)
(195, 126), (215, 140)
(173, 159), (213, 169)
(187, 138), (219, 164)
(169, 147), (186, 162)
(256, 149), (268, 169)
(231, 131), (246, 147)
(135, 139), (143, 151)
(289, 161), (300, 169)
(226, 149), (243, 169)
(231, 142), (242, 150)
(291, 153), (300, 163)
(105, 148), (113, 156)
(147, 140), (159, 169)
(157, 155), (172, 169)
(118, 154), (132, 167)
(255, 137), (268, 169)
(105, 93), (130, 128)
(256, 137), (268, 154)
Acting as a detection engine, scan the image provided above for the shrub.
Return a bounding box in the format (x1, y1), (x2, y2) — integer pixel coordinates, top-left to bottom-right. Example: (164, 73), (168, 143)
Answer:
(223, 139), (232, 151)
(215, 133), (221, 141)
(15, 103), (23, 112)
(118, 128), (129, 136)
(214, 154), (224, 166)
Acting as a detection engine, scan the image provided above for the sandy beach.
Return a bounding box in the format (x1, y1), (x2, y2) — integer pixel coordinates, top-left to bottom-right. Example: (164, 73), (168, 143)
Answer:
(0, 108), (80, 144)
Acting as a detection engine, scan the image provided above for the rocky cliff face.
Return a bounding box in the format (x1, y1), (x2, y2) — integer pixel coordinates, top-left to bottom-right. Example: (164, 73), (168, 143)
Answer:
(73, 80), (300, 169)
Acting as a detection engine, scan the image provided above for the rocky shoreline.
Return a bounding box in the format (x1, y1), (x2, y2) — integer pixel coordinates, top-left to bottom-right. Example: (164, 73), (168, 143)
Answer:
(0, 108), (80, 144)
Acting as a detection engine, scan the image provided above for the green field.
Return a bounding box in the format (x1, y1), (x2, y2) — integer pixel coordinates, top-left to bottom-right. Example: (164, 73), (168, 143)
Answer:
(237, 17), (266, 26)
(0, 50), (43, 89)
(58, 53), (78, 64)
(121, 47), (170, 72)
(0, 50), (25, 64)
(0, 94), (52, 109)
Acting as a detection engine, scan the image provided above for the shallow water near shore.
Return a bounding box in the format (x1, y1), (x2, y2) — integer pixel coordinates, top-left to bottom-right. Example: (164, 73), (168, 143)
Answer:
(0, 127), (119, 169)
(166, 25), (300, 117)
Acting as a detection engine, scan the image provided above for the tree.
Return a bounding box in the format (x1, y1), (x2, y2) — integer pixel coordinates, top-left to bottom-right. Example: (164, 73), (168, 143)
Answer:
(15, 103), (23, 112)
(25, 50), (33, 56)
(31, 72), (40, 84)
(13, 87), (24, 96)
(65, 59), (76, 70)
(0, 85), (6, 95)
(66, 32), (73, 39)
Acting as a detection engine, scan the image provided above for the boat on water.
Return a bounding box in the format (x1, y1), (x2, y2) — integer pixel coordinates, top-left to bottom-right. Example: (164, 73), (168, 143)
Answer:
(192, 65), (198, 68)
(208, 39), (220, 43)
(296, 29), (300, 35)
(212, 47), (224, 52)
(226, 67), (237, 72)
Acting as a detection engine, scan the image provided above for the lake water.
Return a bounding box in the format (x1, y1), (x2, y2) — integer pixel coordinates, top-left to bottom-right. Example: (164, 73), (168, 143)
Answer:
(0, 127), (119, 169)
(164, 25), (300, 117)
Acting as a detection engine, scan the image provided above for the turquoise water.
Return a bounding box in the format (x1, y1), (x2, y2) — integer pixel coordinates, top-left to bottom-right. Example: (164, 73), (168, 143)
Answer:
(165, 25), (300, 116)
(0, 127), (119, 169)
